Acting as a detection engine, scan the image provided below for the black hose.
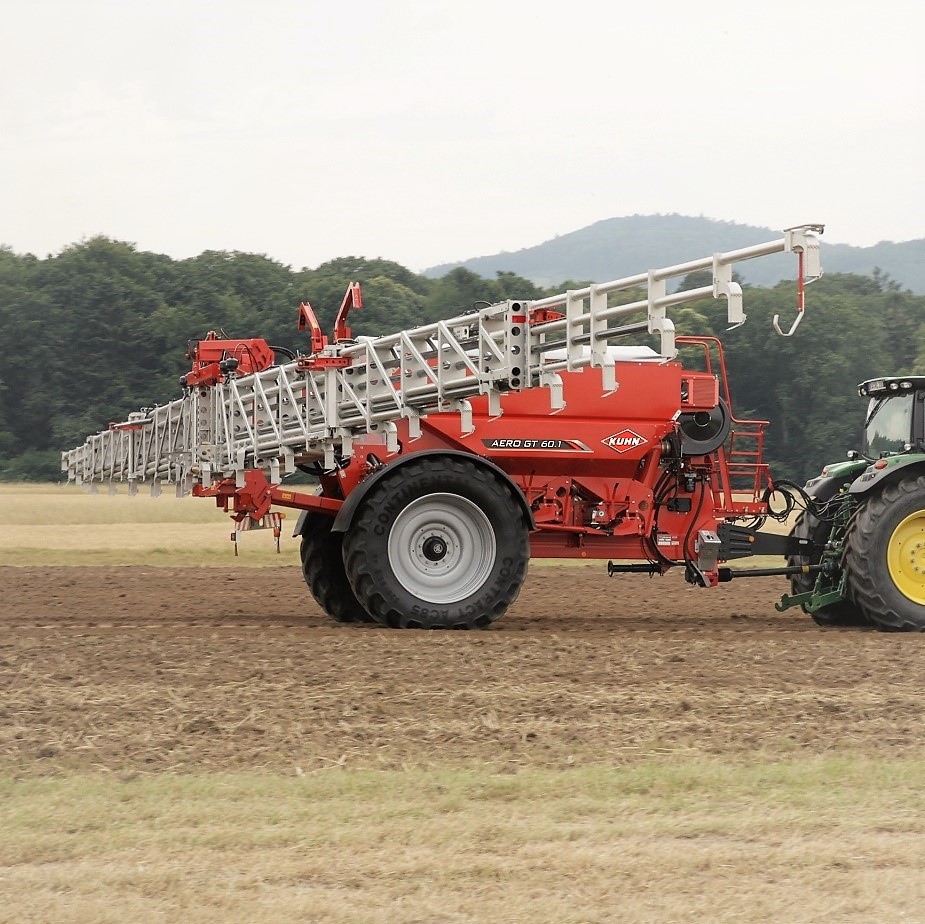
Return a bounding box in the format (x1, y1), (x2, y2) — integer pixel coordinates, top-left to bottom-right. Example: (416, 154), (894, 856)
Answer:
(271, 345), (296, 362)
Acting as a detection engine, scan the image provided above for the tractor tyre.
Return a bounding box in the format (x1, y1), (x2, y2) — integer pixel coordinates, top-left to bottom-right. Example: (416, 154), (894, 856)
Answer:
(845, 474), (925, 631)
(788, 510), (868, 627)
(300, 514), (373, 624)
(341, 457), (530, 629)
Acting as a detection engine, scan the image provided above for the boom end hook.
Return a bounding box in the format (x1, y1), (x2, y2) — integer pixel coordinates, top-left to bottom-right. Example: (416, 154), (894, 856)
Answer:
(772, 311), (804, 337)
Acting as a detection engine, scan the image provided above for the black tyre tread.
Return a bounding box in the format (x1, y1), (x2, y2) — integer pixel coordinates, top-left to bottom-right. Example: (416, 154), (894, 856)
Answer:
(845, 474), (925, 631)
(788, 510), (868, 627)
(300, 514), (373, 624)
(342, 457), (529, 629)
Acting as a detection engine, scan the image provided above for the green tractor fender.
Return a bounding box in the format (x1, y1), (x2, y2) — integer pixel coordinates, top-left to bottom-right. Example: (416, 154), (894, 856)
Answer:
(802, 459), (869, 503)
(846, 453), (925, 496)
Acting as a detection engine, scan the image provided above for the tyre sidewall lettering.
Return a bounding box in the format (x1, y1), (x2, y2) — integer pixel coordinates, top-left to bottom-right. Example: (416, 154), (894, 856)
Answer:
(410, 605), (449, 619)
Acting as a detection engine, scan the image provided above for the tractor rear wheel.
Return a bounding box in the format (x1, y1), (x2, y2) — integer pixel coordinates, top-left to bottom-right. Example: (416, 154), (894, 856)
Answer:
(341, 457), (530, 629)
(845, 474), (925, 631)
(300, 514), (373, 623)
(788, 510), (868, 627)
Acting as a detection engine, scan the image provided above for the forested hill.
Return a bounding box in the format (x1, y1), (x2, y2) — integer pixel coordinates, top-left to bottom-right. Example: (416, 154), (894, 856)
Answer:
(1, 236), (924, 484)
(424, 215), (925, 293)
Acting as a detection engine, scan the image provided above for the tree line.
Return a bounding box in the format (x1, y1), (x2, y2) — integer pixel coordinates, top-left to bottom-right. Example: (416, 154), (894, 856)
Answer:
(1, 236), (923, 482)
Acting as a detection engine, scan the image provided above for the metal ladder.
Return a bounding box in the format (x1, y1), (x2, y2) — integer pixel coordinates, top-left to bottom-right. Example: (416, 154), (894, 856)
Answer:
(62, 225), (823, 491)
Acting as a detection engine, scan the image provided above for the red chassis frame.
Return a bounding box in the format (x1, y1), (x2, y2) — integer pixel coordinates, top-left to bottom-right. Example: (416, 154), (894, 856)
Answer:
(196, 336), (772, 573)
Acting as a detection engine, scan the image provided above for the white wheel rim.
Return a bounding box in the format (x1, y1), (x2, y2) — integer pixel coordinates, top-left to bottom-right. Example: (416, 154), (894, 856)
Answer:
(387, 493), (496, 605)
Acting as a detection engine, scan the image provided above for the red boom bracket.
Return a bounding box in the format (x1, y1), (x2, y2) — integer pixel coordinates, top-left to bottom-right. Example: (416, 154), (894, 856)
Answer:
(297, 301), (328, 354)
(296, 282), (362, 368)
(334, 281), (363, 342)
(184, 331), (275, 387)
(193, 470), (343, 523)
(297, 354), (352, 371)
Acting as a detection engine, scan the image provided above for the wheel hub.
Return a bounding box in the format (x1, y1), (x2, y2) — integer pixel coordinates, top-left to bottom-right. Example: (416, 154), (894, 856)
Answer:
(888, 510), (925, 604)
(421, 536), (448, 562)
(387, 493), (497, 605)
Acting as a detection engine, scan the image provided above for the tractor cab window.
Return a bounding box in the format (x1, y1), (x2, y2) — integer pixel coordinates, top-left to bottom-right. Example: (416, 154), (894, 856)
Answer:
(864, 394), (914, 457)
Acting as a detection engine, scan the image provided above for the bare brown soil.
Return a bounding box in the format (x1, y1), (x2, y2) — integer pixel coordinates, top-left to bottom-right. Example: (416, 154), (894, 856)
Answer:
(3, 564), (924, 776)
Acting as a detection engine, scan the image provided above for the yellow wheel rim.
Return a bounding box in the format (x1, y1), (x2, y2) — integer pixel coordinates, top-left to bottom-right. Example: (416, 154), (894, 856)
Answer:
(887, 511), (925, 604)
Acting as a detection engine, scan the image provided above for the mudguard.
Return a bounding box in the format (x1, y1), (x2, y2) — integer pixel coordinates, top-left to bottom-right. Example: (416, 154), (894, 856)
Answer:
(803, 459), (868, 502)
(847, 453), (925, 495)
(293, 450), (535, 537)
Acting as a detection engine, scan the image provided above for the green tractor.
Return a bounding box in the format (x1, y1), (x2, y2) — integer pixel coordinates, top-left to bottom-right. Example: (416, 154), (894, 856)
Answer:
(778, 376), (925, 630)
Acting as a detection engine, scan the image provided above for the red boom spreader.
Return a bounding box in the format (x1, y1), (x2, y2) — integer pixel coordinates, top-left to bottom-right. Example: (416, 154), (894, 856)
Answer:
(64, 225), (825, 628)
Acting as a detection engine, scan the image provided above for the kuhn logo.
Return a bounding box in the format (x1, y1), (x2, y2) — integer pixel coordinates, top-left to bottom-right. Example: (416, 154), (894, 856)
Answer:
(602, 429), (647, 453)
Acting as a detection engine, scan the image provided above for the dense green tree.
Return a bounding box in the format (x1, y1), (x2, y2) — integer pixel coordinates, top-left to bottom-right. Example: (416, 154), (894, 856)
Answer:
(0, 248), (50, 464)
(494, 271), (544, 301)
(348, 276), (426, 337)
(295, 258), (430, 340)
(2, 239), (924, 483)
(164, 250), (297, 345)
(422, 267), (501, 319)
(714, 275), (899, 479)
(305, 256), (431, 297)
(31, 238), (175, 448)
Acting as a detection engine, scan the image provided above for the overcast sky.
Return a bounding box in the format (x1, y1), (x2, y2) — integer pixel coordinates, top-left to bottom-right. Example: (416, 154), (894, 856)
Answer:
(2, 0), (922, 272)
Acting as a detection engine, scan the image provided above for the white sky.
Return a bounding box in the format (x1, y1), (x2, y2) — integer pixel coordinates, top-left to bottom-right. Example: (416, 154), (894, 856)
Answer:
(2, 0), (923, 271)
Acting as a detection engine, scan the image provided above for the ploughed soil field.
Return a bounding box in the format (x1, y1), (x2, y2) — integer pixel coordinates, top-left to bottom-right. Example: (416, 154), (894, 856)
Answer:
(3, 564), (924, 776)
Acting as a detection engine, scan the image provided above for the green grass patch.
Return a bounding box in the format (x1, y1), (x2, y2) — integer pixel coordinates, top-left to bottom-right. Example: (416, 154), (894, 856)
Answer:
(0, 484), (797, 570)
(0, 483), (300, 567)
(3, 757), (925, 923)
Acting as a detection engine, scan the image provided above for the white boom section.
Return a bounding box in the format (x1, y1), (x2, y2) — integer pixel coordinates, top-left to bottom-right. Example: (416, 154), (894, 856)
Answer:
(62, 225), (823, 489)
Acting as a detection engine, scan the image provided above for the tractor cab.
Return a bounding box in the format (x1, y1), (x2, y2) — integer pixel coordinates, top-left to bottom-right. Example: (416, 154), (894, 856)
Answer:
(858, 377), (925, 458)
